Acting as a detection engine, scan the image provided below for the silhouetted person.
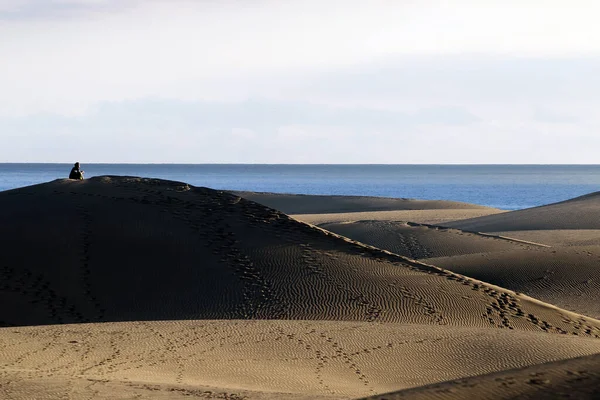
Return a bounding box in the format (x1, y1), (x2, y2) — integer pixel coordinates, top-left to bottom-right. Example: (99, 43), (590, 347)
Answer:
(69, 162), (84, 180)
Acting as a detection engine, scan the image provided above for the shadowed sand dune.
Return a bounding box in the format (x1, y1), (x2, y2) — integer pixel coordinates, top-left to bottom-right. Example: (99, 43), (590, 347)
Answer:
(294, 220), (600, 320)
(0, 177), (596, 332)
(363, 353), (600, 400)
(289, 193), (600, 322)
(443, 191), (600, 232)
(316, 221), (542, 260)
(2, 177), (600, 399)
(306, 220), (600, 318)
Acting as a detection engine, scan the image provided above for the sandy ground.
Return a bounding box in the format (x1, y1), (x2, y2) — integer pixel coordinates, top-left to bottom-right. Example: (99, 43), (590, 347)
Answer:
(363, 353), (600, 400)
(230, 191), (496, 214)
(292, 209), (505, 226)
(3, 321), (600, 399)
(1, 178), (599, 399)
(233, 190), (505, 225)
(428, 246), (600, 320)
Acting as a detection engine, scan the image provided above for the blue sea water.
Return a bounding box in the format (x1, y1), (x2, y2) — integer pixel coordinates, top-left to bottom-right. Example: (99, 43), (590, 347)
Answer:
(1, 164), (599, 210)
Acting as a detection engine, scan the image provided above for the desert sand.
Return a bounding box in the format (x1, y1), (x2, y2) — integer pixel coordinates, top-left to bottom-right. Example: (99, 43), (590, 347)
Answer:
(235, 191), (505, 225)
(365, 353), (600, 399)
(1, 178), (599, 399)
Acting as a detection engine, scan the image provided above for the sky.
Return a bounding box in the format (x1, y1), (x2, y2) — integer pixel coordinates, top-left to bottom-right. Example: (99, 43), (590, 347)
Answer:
(1, 0), (599, 163)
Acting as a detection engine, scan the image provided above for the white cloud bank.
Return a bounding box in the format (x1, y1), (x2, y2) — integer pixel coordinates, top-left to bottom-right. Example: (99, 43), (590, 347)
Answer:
(0, 0), (599, 162)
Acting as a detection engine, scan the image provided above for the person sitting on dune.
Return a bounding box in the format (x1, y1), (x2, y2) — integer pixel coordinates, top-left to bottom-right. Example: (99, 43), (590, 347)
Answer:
(69, 162), (85, 180)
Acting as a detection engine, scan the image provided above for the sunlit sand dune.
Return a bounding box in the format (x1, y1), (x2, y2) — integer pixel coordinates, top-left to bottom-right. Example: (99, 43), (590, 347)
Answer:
(443, 191), (600, 232)
(429, 245), (600, 319)
(363, 353), (600, 400)
(292, 209), (505, 226)
(233, 191), (504, 226)
(231, 191), (496, 214)
(3, 321), (600, 399)
(491, 229), (600, 247)
(1, 177), (599, 399)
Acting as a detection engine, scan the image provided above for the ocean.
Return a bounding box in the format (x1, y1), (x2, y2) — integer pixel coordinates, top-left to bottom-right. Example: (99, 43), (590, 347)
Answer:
(1, 164), (599, 210)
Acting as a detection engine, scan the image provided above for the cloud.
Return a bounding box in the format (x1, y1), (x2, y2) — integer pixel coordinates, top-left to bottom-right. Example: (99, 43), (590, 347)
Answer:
(87, 99), (480, 129)
(2, 97), (599, 164)
(2, 1), (600, 163)
(296, 56), (600, 106)
(0, 0), (140, 19)
(533, 108), (578, 124)
(0, 98), (481, 162)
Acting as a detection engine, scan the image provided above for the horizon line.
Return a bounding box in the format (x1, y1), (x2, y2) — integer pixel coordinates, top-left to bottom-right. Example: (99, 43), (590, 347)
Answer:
(2, 162), (600, 166)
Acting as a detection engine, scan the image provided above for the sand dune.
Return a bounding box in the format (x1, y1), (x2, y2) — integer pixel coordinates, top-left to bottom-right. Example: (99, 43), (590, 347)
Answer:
(491, 230), (600, 247)
(2, 177), (600, 399)
(299, 219), (600, 320)
(3, 321), (600, 399)
(316, 221), (541, 260)
(233, 191), (504, 225)
(444, 191), (600, 232)
(428, 246), (600, 319)
(0, 177), (595, 333)
(364, 353), (600, 400)
(231, 191), (496, 214)
(292, 209), (505, 226)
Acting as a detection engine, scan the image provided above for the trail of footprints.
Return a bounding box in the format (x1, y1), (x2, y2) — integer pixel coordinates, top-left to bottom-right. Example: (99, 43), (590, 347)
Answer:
(0, 322), (392, 396)
(0, 266), (87, 326)
(53, 181), (287, 321)
(74, 203), (105, 322)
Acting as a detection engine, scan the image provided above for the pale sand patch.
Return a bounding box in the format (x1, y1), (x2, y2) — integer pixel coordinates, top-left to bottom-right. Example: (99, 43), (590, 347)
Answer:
(292, 209), (505, 226)
(2, 321), (600, 399)
(231, 191), (497, 215)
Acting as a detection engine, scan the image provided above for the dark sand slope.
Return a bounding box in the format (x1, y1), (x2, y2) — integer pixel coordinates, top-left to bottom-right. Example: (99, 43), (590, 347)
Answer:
(0, 176), (597, 334)
(444, 191), (600, 232)
(310, 221), (600, 319)
(363, 353), (600, 400)
(318, 221), (542, 260)
(306, 193), (600, 321)
(429, 246), (600, 319)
